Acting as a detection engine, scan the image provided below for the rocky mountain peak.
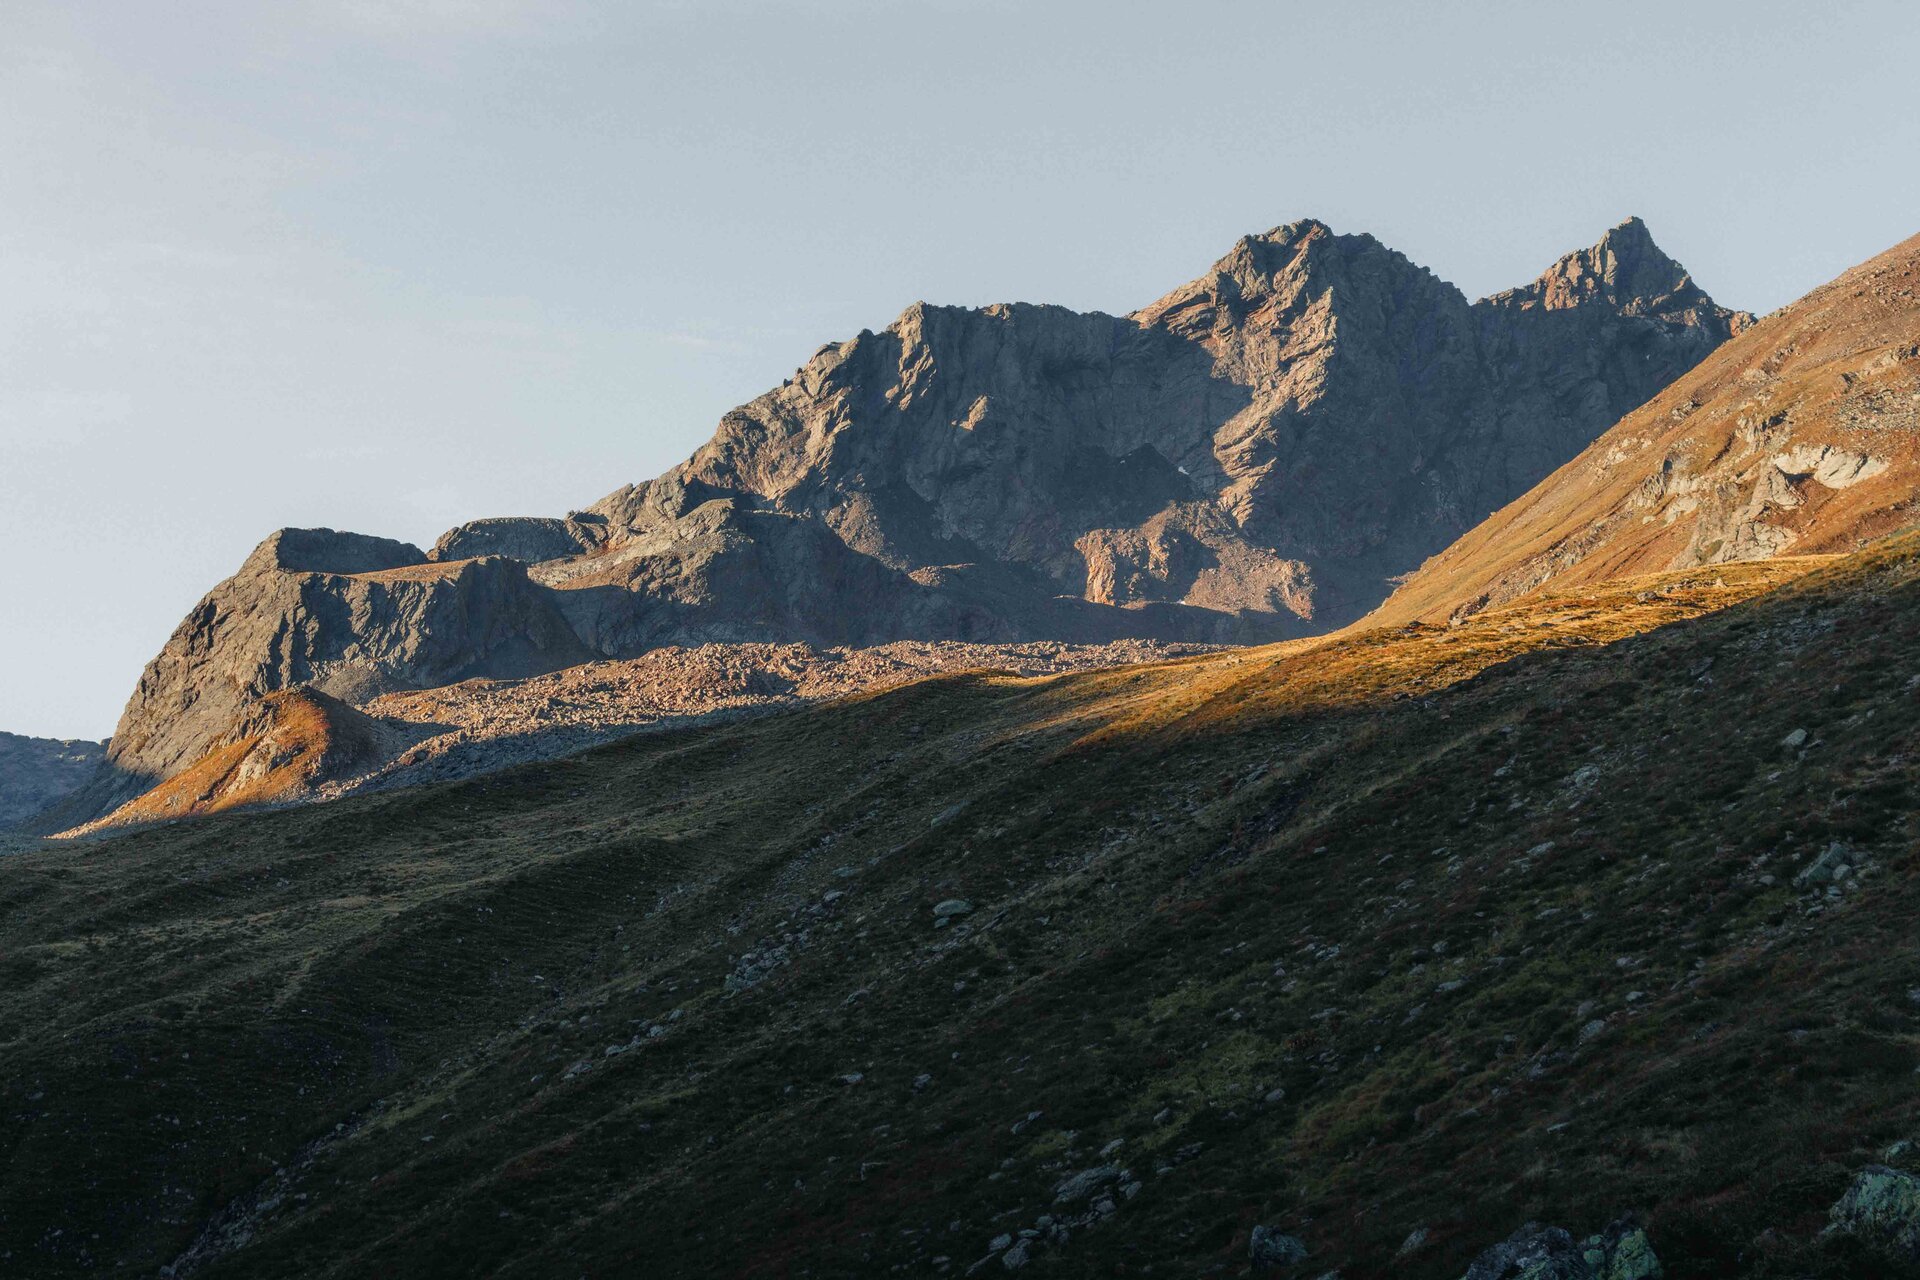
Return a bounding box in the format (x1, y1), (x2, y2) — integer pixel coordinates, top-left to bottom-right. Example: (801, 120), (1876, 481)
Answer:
(65, 217), (1756, 830)
(1489, 215), (1743, 328)
(1134, 217), (1436, 336)
(1372, 229), (1920, 628)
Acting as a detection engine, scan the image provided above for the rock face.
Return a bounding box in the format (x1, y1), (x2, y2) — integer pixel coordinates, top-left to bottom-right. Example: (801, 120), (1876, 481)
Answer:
(0, 732), (105, 830)
(87, 218), (1745, 822)
(1370, 230), (1920, 627)
(581, 216), (1741, 641)
(53, 529), (591, 828)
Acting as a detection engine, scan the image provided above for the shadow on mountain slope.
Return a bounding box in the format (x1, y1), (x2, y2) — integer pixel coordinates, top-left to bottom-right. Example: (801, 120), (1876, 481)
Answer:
(4, 541), (1920, 1277)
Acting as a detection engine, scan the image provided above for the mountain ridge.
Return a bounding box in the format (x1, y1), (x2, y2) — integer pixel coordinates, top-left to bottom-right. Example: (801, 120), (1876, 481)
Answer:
(1368, 229), (1920, 628)
(44, 216), (1750, 830)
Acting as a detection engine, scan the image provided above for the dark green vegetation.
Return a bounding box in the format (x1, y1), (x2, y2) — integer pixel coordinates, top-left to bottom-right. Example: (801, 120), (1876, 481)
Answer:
(5, 541), (1920, 1278)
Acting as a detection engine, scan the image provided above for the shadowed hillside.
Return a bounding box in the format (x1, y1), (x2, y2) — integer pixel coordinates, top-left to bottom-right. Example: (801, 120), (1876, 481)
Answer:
(7, 537), (1920, 1276)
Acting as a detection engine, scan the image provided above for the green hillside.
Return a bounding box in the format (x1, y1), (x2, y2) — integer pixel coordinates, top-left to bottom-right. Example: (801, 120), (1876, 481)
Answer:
(5, 542), (1920, 1278)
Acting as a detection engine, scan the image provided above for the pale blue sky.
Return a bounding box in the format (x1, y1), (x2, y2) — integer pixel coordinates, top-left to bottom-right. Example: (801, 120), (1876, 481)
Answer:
(4, 0), (1917, 739)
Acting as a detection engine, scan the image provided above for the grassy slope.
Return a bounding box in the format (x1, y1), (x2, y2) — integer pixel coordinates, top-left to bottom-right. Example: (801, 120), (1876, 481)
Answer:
(1369, 231), (1920, 629)
(3, 547), (1919, 1278)
(90, 690), (364, 827)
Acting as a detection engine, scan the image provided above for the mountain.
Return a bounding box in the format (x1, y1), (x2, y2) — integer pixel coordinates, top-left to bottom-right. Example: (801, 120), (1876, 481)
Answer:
(7, 531), (1918, 1278)
(0, 731), (103, 829)
(65, 218), (1746, 827)
(32, 529), (596, 829)
(1370, 231), (1920, 627)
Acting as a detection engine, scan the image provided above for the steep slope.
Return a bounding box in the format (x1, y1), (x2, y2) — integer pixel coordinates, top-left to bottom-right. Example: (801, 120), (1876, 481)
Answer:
(581, 216), (1743, 636)
(1371, 230), (1920, 626)
(0, 731), (103, 829)
(85, 219), (1745, 822)
(11, 537), (1920, 1277)
(63, 688), (397, 833)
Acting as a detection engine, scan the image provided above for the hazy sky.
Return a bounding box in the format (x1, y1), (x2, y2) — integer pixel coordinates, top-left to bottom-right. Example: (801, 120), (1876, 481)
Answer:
(4, 0), (1917, 740)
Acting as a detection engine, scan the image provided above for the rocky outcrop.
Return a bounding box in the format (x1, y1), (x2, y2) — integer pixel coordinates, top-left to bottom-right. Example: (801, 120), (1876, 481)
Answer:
(90, 218), (1746, 823)
(69, 689), (397, 834)
(1459, 1219), (1661, 1280)
(0, 732), (105, 830)
(429, 515), (606, 564)
(59, 529), (592, 827)
(1370, 230), (1920, 627)
(1825, 1164), (1920, 1258)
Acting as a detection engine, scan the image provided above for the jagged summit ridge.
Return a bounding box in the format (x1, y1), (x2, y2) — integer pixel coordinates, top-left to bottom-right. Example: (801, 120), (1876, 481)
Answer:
(72, 216), (1750, 826)
(1371, 229), (1920, 627)
(1487, 215), (1753, 330)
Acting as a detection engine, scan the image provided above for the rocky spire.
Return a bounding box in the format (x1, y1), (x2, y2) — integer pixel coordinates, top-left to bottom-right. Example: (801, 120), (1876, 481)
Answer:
(1487, 216), (1747, 328)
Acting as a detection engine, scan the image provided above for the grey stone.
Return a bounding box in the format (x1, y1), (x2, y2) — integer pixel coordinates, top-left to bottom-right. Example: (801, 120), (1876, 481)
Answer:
(1827, 1164), (1920, 1258)
(1249, 1225), (1309, 1268)
(1456, 1218), (1660, 1280)
(1053, 1164), (1123, 1204)
(1794, 842), (1856, 889)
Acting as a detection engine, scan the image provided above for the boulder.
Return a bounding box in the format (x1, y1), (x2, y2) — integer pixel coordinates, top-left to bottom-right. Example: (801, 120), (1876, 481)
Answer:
(1793, 841), (1858, 889)
(1053, 1165), (1122, 1205)
(1459, 1218), (1659, 1280)
(1248, 1225), (1309, 1268)
(1826, 1164), (1920, 1258)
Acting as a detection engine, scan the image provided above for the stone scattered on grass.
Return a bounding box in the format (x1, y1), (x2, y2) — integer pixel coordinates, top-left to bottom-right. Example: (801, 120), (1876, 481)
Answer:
(1249, 1224), (1309, 1268)
(1793, 841), (1859, 889)
(1457, 1217), (1660, 1279)
(1826, 1163), (1920, 1258)
(1053, 1164), (1123, 1205)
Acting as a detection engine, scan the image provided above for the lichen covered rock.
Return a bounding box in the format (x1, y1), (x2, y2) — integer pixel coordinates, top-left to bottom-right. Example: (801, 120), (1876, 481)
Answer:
(1826, 1164), (1920, 1258)
(1459, 1218), (1660, 1280)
